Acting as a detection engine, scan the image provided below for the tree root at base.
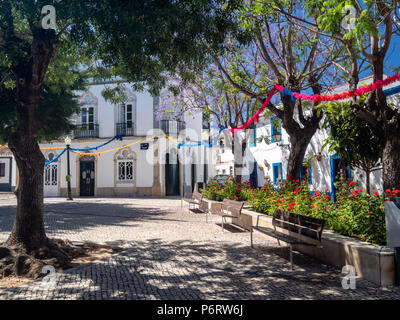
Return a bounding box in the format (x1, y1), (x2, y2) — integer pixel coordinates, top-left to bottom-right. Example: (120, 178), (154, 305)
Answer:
(0, 238), (86, 280)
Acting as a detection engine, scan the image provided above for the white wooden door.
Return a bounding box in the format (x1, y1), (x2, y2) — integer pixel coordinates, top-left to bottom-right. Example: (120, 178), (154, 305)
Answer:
(44, 163), (59, 197)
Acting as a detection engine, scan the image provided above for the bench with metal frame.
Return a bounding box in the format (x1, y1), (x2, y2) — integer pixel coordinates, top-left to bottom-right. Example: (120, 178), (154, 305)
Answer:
(208, 199), (245, 231)
(182, 191), (204, 213)
(251, 209), (325, 270)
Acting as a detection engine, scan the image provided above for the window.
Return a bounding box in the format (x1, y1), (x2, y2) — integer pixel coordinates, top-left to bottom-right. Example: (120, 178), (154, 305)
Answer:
(229, 166), (233, 176)
(118, 160), (134, 181)
(272, 163), (283, 184)
(120, 104), (133, 128)
(0, 163), (5, 177)
(249, 125), (257, 147)
(81, 107), (94, 130)
(271, 117), (282, 142)
(44, 164), (58, 186)
(300, 164), (312, 185)
(116, 149), (135, 182)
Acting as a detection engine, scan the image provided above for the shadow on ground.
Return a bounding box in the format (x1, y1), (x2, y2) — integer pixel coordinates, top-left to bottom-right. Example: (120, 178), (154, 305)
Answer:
(1, 239), (399, 300)
(0, 197), (187, 237)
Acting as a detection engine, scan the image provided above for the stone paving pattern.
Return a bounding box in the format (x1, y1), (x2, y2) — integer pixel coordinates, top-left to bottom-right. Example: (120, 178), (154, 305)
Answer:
(0, 194), (399, 300)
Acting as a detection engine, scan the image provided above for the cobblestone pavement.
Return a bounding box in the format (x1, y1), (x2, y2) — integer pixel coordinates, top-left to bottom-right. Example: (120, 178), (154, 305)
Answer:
(0, 194), (399, 300)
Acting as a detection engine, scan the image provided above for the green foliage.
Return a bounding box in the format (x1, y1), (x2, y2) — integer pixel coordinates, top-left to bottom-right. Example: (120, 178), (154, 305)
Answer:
(0, 39), (88, 143)
(87, 0), (244, 96)
(321, 97), (383, 191)
(203, 176), (390, 245)
(0, 0), (243, 143)
(201, 178), (254, 202)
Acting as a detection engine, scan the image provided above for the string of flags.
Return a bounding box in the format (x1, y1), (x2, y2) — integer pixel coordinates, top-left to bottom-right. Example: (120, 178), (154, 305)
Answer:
(1, 71), (399, 166)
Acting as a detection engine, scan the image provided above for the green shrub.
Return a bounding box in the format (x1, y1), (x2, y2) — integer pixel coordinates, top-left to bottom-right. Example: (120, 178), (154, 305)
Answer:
(203, 177), (393, 246)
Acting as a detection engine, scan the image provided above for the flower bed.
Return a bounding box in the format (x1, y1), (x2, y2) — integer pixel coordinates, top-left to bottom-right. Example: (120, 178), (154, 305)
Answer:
(201, 177), (398, 246)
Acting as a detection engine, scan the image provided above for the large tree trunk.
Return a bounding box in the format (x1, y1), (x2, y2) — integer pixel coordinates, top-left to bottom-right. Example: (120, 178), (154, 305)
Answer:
(6, 131), (47, 250)
(286, 130), (316, 180)
(0, 29), (81, 279)
(382, 132), (400, 191)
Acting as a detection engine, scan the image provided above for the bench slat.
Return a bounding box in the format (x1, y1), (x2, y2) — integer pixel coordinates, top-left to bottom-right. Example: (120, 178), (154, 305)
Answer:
(253, 226), (302, 245)
(272, 209), (325, 242)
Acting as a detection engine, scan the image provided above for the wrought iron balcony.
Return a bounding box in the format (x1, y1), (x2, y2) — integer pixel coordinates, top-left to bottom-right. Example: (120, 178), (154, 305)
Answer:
(73, 124), (99, 139)
(116, 122), (135, 137)
(160, 120), (186, 135)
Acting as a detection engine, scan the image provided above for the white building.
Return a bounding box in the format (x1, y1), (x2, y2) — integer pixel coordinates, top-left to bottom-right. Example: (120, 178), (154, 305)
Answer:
(3, 80), (210, 197)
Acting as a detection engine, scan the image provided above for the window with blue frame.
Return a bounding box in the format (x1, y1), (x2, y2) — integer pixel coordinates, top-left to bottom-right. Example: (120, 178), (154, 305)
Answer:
(300, 163), (312, 184)
(249, 125), (257, 147)
(271, 117), (281, 143)
(272, 163), (283, 184)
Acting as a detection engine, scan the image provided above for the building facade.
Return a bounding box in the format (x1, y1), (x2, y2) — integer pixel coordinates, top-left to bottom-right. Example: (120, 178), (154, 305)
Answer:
(5, 81), (208, 197)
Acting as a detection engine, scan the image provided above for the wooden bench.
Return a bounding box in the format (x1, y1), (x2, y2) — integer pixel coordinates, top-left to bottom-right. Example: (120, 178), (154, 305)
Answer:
(208, 199), (245, 231)
(251, 209), (325, 270)
(182, 191), (205, 213)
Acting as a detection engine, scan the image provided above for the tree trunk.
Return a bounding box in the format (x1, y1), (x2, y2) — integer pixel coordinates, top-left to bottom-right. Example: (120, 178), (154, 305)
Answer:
(286, 132), (315, 180)
(232, 133), (241, 183)
(6, 131), (47, 251)
(3, 31), (55, 251)
(382, 132), (400, 191)
(365, 169), (371, 194)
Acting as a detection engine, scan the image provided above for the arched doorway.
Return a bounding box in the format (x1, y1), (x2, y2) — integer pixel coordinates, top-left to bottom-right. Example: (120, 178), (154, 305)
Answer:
(80, 155), (95, 197)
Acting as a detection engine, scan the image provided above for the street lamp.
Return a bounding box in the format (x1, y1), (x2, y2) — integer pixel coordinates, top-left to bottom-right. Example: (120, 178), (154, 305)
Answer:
(64, 136), (73, 201)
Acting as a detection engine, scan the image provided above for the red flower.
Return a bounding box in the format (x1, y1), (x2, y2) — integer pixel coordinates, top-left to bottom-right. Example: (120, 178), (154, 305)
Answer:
(324, 194), (331, 200)
(302, 181), (306, 184)
(374, 192), (379, 196)
(349, 181), (357, 187)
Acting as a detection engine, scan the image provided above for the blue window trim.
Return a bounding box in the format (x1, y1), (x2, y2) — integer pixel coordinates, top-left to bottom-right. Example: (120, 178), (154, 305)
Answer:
(330, 155), (338, 202)
(272, 162), (283, 185)
(271, 117), (281, 143)
(330, 155), (351, 202)
(250, 161), (258, 188)
(300, 163), (312, 185)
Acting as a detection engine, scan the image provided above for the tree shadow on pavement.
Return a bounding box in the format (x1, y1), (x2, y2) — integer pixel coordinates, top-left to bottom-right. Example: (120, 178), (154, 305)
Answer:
(1, 239), (399, 300)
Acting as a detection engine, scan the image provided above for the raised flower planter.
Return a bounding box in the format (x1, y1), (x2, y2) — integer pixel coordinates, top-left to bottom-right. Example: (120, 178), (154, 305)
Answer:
(202, 198), (396, 287)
